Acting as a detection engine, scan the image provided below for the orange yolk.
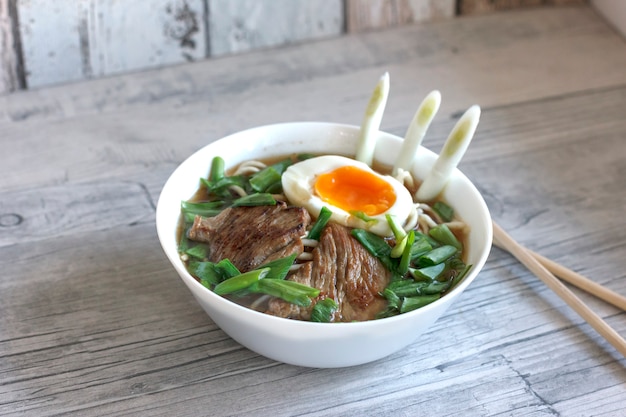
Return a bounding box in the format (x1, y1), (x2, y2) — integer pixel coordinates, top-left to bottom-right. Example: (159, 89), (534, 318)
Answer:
(314, 165), (396, 216)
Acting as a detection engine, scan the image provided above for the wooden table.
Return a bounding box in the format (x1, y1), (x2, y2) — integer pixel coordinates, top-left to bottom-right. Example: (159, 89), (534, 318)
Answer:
(2, 5), (625, 416)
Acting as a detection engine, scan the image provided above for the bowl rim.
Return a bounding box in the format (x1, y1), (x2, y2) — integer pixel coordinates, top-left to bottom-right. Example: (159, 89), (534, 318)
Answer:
(156, 121), (493, 329)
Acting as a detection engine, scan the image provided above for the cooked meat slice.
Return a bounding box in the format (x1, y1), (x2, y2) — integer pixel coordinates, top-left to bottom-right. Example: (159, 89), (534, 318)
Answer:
(266, 223), (391, 322)
(187, 203), (311, 272)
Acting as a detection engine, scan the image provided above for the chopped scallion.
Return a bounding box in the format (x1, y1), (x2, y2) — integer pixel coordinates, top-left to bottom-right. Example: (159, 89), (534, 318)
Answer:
(184, 244), (209, 260)
(418, 245), (458, 267)
(310, 298), (338, 323)
(429, 224), (462, 250)
(189, 259), (240, 288)
(209, 156), (225, 183)
(409, 263), (445, 281)
(213, 268), (269, 295)
(232, 193), (276, 207)
(350, 211), (378, 224)
(410, 236), (433, 262)
(398, 230), (415, 275)
(181, 200), (226, 218)
(381, 288), (401, 311)
(400, 294), (440, 313)
(249, 166), (282, 192)
(433, 201), (454, 222)
(351, 229), (395, 272)
(257, 254), (297, 280)
(307, 206), (332, 240)
(249, 279), (320, 307)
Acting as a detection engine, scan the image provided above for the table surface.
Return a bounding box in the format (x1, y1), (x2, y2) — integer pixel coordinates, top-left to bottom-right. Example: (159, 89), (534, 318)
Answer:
(1, 5), (625, 416)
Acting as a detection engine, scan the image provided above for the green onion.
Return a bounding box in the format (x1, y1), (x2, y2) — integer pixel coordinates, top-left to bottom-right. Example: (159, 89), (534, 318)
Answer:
(387, 214), (408, 259)
(416, 105), (481, 201)
(433, 201), (454, 222)
(386, 214), (407, 241)
(398, 230), (415, 275)
(418, 245), (458, 266)
(386, 279), (449, 297)
(350, 211), (378, 224)
(390, 234), (407, 258)
(410, 236), (433, 262)
(414, 231), (440, 248)
(355, 72), (390, 166)
(249, 279), (320, 307)
(249, 158), (292, 192)
(409, 263), (446, 281)
(181, 200), (225, 218)
(265, 181), (283, 194)
(351, 229), (395, 272)
(392, 90), (441, 175)
(297, 153), (316, 161)
(213, 268), (269, 295)
(178, 227), (190, 253)
(215, 259), (241, 279)
(232, 193), (276, 207)
(209, 156), (225, 183)
(189, 259), (240, 288)
(200, 175), (247, 197)
(307, 206), (332, 240)
(257, 254), (297, 280)
(249, 166), (282, 192)
(184, 244), (209, 260)
(270, 158), (293, 174)
(380, 288), (401, 311)
(429, 224), (462, 250)
(400, 294), (440, 313)
(310, 298), (339, 322)
(450, 263), (472, 289)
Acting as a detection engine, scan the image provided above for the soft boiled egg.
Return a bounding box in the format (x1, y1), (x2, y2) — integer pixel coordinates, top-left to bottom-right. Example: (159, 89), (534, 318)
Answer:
(281, 155), (414, 237)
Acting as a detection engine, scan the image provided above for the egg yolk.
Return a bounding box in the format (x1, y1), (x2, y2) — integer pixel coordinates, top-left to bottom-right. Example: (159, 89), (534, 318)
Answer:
(314, 165), (396, 216)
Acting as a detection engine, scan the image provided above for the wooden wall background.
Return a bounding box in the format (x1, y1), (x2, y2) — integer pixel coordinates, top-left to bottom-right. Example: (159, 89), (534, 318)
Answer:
(0, 0), (587, 95)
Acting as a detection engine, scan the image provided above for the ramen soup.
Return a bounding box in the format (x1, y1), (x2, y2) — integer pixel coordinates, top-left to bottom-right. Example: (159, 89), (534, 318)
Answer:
(177, 153), (471, 323)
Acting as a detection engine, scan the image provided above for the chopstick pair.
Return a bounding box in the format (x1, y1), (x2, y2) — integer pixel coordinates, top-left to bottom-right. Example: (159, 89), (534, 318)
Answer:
(492, 221), (626, 358)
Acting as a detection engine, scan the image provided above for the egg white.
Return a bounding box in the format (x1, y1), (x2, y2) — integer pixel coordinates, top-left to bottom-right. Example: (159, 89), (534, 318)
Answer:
(281, 155), (414, 237)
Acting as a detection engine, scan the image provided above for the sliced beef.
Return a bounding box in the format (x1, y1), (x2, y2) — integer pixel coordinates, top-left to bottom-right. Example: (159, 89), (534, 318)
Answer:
(266, 223), (391, 322)
(187, 203), (311, 272)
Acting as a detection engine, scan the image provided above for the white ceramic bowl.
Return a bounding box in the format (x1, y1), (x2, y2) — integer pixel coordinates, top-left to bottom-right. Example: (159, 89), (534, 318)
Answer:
(156, 122), (492, 368)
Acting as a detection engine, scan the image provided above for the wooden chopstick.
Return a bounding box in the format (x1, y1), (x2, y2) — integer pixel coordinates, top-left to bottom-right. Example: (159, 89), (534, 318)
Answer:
(526, 249), (626, 312)
(492, 221), (626, 358)
(493, 232), (626, 312)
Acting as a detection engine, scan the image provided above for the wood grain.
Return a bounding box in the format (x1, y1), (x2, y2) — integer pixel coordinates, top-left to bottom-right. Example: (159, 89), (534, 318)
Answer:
(207, 0), (344, 56)
(459, 0), (587, 15)
(0, 0), (23, 94)
(493, 221), (626, 357)
(1, 5), (625, 416)
(17, 0), (208, 89)
(346, 0), (455, 32)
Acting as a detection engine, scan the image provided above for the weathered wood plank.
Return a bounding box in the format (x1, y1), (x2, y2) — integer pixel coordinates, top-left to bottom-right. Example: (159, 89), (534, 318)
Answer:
(0, 181), (155, 248)
(1, 6), (623, 127)
(0, 0), (23, 94)
(207, 0), (344, 56)
(1, 84), (625, 415)
(17, 0), (207, 89)
(1, 7), (626, 196)
(346, 0), (455, 32)
(459, 0), (587, 15)
(592, 0), (626, 38)
(1, 225), (621, 416)
(0, 224), (623, 415)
